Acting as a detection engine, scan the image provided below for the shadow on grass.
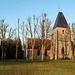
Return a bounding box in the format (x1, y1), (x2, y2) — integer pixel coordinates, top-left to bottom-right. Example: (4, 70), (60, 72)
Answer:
(0, 59), (45, 65)
(0, 59), (75, 65)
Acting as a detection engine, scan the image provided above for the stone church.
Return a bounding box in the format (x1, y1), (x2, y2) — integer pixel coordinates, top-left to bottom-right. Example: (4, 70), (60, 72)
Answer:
(26, 12), (72, 60)
(50, 12), (72, 60)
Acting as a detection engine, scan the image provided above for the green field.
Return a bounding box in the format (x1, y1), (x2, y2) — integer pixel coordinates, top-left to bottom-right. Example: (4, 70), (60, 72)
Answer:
(0, 60), (75, 75)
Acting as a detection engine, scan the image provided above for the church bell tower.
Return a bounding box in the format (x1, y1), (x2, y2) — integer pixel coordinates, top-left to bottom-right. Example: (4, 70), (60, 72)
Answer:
(50, 12), (72, 60)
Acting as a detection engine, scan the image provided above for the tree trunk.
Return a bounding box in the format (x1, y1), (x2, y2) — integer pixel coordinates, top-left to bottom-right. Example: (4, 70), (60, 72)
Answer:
(26, 49), (28, 60)
(4, 50), (6, 60)
(32, 45), (34, 61)
(1, 46), (4, 60)
(16, 45), (17, 61)
(23, 49), (25, 60)
(41, 44), (44, 61)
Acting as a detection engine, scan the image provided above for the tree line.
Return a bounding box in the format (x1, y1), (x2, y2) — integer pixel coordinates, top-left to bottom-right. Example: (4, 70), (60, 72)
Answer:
(0, 13), (75, 61)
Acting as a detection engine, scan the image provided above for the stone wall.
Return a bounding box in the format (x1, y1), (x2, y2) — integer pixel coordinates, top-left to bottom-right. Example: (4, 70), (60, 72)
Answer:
(26, 49), (50, 60)
(50, 27), (72, 60)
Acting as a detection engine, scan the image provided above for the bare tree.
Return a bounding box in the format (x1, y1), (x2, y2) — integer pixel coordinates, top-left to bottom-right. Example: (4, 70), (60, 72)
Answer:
(72, 23), (75, 59)
(7, 28), (15, 39)
(26, 16), (38, 61)
(25, 32), (28, 60)
(16, 19), (19, 61)
(22, 22), (25, 60)
(0, 20), (9, 60)
(20, 22), (26, 60)
(37, 13), (52, 61)
(20, 21), (28, 60)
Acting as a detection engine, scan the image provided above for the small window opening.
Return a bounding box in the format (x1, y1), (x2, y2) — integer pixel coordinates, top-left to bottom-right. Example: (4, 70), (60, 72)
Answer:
(37, 50), (40, 55)
(62, 30), (64, 34)
(45, 50), (47, 56)
(73, 49), (74, 54)
(62, 47), (64, 54)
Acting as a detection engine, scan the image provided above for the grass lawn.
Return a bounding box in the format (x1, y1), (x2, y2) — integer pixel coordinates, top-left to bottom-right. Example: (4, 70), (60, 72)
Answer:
(0, 60), (75, 75)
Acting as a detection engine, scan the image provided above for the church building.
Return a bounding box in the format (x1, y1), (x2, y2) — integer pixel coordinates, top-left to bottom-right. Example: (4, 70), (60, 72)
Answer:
(50, 12), (72, 60)
(26, 12), (72, 60)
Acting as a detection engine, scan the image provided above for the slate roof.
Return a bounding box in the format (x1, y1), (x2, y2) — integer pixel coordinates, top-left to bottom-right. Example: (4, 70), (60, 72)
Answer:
(53, 12), (68, 29)
(27, 38), (51, 50)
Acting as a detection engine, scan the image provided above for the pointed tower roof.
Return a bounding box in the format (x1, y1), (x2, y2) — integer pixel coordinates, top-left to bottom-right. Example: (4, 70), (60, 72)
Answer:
(53, 12), (68, 29)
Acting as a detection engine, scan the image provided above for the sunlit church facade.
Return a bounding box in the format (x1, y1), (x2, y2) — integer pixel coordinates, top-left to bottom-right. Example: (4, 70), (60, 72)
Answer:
(27, 12), (73, 60)
(50, 12), (72, 60)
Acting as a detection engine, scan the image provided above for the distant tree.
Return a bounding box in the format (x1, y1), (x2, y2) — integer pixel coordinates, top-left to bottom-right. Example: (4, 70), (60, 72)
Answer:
(6, 39), (16, 59)
(6, 38), (23, 59)
(0, 20), (9, 60)
(0, 45), (2, 60)
(16, 19), (20, 61)
(72, 23), (75, 59)
(17, 38), (23, 59)
(7, 27), (15, 39)
(20, 22), (26, 60)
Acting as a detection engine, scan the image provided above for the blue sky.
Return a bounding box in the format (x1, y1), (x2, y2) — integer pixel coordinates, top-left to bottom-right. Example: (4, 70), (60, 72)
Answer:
(0, 0), (75, 29)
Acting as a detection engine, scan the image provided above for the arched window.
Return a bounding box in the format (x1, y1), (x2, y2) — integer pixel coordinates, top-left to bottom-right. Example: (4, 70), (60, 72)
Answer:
(45, 50), (47, 56)
(62, 47), (64, 54)
(73, 49), (74, 54)
(37, 50), (40, 55)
